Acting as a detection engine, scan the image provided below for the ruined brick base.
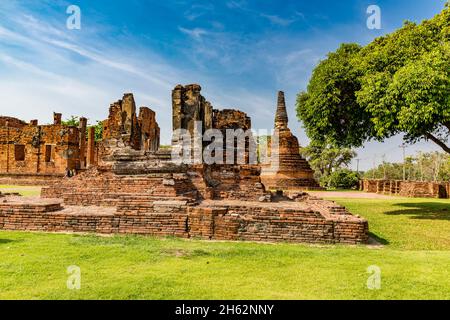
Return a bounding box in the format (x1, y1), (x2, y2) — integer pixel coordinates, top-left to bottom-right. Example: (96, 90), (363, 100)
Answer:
(0, 154), (369, 245)
(0, 196), (368, 245)
(260, 176), (325, 192)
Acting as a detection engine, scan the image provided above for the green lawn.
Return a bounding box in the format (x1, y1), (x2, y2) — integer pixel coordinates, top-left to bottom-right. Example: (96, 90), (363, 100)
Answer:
(0, 194), (450, 299)
(0, 185), (41, 197)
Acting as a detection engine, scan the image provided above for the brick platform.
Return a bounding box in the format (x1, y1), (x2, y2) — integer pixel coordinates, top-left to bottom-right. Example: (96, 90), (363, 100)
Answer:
(0, 196), (368, 244)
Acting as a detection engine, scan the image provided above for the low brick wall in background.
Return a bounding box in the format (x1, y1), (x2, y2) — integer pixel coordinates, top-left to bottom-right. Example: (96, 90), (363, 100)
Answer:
(361, 179), (450, 198)
(0, 173), (64, 186)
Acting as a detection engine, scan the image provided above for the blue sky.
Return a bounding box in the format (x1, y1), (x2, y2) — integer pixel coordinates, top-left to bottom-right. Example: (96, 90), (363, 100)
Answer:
(0, 0), (447, 170)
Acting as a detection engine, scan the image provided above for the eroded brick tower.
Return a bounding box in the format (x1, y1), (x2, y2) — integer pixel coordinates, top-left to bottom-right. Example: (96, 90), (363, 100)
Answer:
(260, 91), (322, 191)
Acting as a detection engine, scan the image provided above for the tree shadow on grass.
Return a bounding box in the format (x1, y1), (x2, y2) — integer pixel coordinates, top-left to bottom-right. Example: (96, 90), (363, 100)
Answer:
(385, 202), (450, 221)
(368, 232), (389, 245)
(0, 239), (16, 244)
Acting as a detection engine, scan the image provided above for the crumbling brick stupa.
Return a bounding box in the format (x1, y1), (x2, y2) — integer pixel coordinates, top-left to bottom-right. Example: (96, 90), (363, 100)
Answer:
(0, 85), (368, 244)
(261, 91), (323, 191)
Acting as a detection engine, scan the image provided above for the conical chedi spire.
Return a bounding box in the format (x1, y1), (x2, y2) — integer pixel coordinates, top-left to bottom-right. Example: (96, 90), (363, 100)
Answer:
(261, 90), (323, 191)
(274, 91), (288, 129)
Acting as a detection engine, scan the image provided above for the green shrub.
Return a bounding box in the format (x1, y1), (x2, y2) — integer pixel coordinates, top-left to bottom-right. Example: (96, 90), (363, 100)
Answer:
(327, 169), (360, 190)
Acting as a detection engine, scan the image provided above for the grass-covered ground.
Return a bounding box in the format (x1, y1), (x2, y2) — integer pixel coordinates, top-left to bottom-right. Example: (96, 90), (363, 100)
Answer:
(0, 185), (41, 197)
(0, 188), (449, 299)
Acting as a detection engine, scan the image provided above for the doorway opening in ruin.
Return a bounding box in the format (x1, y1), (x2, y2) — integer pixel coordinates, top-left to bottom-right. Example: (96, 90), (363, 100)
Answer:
(14, 144), (25, 161)
(45, 145), (54, 163)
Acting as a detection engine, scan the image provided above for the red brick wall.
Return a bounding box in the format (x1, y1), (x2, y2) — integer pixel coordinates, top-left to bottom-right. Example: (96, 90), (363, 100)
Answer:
(0, 119), (80, 176)
(187, 205), (367, 244)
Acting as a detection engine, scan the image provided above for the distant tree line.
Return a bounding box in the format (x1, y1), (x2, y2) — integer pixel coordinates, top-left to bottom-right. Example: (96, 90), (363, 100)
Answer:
(364, 152), (450, 182)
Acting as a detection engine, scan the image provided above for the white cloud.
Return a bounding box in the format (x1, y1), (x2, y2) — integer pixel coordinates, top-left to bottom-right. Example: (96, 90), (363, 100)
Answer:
(183, 3), (214, 21)
(178, 27), (209, 40)
(0, 0), (437, 161)
(0, 5), (184, 143)
(260, 14), (297, 26)
(226, 1), (247, 10)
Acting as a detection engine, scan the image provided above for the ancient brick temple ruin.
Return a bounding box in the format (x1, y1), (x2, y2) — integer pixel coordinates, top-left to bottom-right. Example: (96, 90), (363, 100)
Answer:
(0, 94), (160, 185)
(261, 91), (322, 191)
(0, 85), (368, 244)
(0, 113), (85, 185)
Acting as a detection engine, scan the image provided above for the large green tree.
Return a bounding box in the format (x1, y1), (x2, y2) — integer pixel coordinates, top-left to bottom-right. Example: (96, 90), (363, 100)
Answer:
(301, 141), (357, 187)
(302, 141), (356, 177)
(297, 5), (450, 153)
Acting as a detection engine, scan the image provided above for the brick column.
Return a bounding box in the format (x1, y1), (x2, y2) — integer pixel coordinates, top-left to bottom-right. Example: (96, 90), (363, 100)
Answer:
(79, 117), (87, 168)
(87, 127), (96, 168)
(53, 113), (62, 125)
(5, 120), (9, 173)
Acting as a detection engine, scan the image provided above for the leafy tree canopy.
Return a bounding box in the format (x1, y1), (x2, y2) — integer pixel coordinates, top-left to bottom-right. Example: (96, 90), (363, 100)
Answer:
(297, 5), (450, 153)
(302, 141), (356, 177)
(327, 169), (360, 190)
(62, 116), (104, 142)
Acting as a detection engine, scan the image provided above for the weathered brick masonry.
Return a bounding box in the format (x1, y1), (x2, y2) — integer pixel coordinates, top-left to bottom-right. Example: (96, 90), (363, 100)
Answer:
(0, 196), (368, 244)
(0, 114), (81, 181)
(261, 92), (323, 191)
(0, 93), (160, 184)
(0, 173), (63, 186)
(0, 85), (369, 244)
(361, 179), (450, 198)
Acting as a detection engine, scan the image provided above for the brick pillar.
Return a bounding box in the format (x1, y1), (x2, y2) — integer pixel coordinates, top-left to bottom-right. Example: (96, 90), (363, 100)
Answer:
(87, 127), (96, 168)
(53, 113), (62, 125)
(79, 117), (87, 168)
(5, 120), (9, 173)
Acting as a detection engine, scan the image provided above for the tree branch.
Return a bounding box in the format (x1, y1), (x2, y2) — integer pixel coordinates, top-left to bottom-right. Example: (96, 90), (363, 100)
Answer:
(444, 122), (450, 133)
(426, 132), (450, 154)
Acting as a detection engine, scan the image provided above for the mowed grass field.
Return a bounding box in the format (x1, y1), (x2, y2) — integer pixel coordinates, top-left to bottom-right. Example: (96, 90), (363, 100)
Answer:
(0, 185), (41, 197)
(0, 185), (450, 299)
